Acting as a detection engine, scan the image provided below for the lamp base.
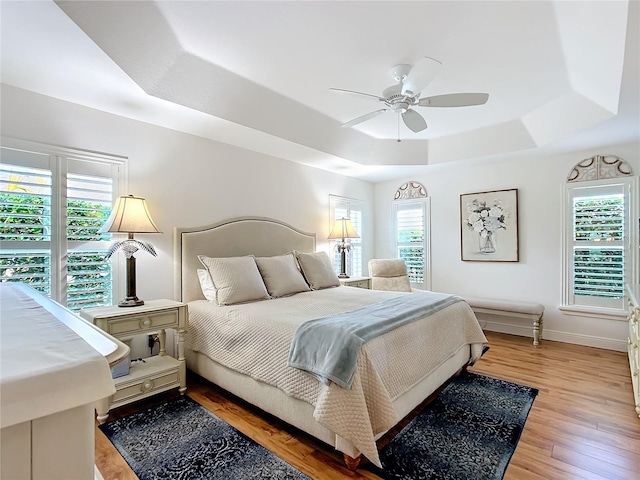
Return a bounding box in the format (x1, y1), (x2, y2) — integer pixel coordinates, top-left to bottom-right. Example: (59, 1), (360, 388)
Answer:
(338, 273), (350, 279)
(118, 296), (144, 307)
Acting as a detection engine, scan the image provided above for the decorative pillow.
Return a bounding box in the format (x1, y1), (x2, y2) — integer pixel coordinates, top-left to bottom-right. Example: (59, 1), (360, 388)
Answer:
(255, 253), (311, 298)
(295, 251), (340, 290)
(196, 268), (217, 302)
(197, 255), (270, 306)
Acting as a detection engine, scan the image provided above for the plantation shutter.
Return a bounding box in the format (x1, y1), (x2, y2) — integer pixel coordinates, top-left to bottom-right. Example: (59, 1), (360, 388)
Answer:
(0, 156), (53, 296)
(395, 201), (426, 284)
(572, 192), (625, 304)
(66, 167), (115, 309)
(1, 144), (124, 310)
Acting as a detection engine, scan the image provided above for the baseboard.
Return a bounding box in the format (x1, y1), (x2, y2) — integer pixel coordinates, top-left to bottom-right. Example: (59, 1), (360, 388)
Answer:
(481, 321), (627, 352)
(541, 329), (627, 352)
(95, 466), (105, 480)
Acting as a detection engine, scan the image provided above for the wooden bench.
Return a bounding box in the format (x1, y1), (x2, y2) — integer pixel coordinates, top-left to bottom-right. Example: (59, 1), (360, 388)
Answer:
(465, 297), (544, 346)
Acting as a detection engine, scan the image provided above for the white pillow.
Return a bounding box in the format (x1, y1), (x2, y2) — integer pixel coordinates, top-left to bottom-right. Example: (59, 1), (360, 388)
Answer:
(196, 269), (216, 302)
(295, 251), (340, 290)
(198, 255), (270, 306)
(255, 253), (311, 298)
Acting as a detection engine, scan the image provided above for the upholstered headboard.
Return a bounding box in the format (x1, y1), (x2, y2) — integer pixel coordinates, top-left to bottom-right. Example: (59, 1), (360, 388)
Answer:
(174, 217), (316, 302)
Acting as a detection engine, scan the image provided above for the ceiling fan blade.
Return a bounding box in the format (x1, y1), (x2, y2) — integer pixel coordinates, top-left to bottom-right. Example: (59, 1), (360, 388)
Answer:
(402, 109), (427, 133)
(418, 93), (489, 107)
(341, 109), (388, 128)
(330, 88), (386, 102)
(401, 57), (442, 96)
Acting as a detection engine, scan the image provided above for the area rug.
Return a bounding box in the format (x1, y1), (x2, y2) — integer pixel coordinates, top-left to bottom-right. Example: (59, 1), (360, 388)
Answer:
(99, 395), (311, 480)
(367, 371), (538, 480)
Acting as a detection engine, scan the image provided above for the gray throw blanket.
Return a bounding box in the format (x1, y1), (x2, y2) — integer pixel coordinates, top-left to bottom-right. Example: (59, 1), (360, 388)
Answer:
(288, 291), (463, 388)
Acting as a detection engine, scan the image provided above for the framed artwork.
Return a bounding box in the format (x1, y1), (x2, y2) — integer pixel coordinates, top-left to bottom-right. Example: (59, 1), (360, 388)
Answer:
(460, 188), (519, 262)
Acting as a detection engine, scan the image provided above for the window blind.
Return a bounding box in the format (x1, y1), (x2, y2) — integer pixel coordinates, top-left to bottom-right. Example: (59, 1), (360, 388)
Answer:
(396, 202), (425, 284)
(573, 194), (624, 299)
(66, 173), (114, 309)
(0, 163), (53, 295)
(1, 145), (124, 310)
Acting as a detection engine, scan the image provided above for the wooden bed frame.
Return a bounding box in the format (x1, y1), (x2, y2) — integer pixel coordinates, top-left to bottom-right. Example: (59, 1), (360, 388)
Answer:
(174, 216), (473, 468)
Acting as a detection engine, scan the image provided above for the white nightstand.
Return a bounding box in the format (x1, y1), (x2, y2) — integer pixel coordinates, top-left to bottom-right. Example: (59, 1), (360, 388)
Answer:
(80, 299), (188, 423)
(339, 276), (371, 289)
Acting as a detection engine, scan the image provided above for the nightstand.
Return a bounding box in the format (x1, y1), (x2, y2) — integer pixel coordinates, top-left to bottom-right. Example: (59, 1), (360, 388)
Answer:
(80, 299), (188, 423)
(339, 276), (371, 289)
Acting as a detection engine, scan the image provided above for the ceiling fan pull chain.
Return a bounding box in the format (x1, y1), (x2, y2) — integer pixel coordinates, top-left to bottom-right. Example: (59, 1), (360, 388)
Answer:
(397, 114), (401, 143)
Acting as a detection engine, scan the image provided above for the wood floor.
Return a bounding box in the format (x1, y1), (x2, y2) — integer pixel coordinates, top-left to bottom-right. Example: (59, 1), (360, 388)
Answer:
(95, 332), (640, 480)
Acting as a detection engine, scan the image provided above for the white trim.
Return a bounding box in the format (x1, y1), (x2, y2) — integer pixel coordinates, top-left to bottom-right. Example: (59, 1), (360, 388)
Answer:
(561, 176), (638, 314)
(481, 321), (627, 352)
(1, 137), (127, 164)
(558, 304), (627, 321)
(542, 328), (627, 352)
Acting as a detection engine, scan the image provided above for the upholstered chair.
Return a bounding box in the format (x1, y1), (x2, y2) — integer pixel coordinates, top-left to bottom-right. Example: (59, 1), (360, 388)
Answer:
(368, 258), (412, 292)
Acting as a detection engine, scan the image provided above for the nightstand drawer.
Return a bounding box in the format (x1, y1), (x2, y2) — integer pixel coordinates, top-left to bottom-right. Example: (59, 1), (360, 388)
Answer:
(112, 369), (179, 405)
(339, 277), (371, 289)
(105, 310), (179, 336)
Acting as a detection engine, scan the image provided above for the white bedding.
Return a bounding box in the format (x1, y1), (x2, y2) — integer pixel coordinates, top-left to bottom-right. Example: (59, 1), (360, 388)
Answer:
(186, 286), (486, 467)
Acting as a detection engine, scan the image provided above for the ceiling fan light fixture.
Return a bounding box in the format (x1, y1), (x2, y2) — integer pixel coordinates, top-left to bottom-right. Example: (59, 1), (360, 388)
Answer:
(331, 56), (489, 135)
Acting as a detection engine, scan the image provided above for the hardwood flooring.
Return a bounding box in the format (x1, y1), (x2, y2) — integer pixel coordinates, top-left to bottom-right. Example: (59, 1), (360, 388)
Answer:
(95, 332), (640, 479)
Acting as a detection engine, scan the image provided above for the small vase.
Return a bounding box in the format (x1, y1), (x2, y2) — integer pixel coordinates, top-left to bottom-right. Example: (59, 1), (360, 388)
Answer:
(479, 231), (496, 254)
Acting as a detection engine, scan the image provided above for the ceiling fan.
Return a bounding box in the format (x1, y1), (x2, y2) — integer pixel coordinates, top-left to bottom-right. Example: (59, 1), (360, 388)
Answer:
(331, 57), (489, 137)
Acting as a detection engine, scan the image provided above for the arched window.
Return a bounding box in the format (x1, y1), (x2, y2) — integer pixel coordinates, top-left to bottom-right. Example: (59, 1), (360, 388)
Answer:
(562, 155), (637, 317)
(393, 182), (430, 289)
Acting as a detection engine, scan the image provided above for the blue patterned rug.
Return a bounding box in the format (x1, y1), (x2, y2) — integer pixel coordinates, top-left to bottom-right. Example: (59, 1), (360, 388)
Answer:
(99, 395), (311, 480)
(367, 371), (538, 480)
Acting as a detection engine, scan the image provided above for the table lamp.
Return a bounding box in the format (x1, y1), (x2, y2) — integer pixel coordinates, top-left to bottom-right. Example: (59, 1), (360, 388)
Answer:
(99, 195), (161, 307)
(327, 217), (360, 278)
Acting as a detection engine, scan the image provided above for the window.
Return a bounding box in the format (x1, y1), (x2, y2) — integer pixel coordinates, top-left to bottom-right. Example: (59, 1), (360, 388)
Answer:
(0, 143), (125, 310)
(562, 177), (637, 316)
(329, 195), (364, 277)
(394, 199), (430, 289)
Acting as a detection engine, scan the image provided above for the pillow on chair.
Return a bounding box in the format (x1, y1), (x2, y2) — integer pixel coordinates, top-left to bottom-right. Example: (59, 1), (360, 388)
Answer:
(368, 258), (412, 292)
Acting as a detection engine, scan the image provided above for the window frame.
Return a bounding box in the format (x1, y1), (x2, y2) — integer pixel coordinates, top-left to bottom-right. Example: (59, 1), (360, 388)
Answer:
(393, 198), (431, 290)
(1, 138), (127, 309)
(561, 176), (638, 320)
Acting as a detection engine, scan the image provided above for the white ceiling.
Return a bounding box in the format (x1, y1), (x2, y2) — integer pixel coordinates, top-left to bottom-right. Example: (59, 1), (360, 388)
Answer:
(1, 1), (638, 182)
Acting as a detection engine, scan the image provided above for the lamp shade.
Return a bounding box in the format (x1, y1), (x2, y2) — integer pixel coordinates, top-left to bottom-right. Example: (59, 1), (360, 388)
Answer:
(327, 218), (359, 240)
(99, 195), (161, 234)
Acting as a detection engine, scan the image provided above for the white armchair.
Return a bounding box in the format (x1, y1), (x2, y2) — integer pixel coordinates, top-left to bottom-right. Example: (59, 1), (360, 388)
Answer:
(368, 258), (412, 292)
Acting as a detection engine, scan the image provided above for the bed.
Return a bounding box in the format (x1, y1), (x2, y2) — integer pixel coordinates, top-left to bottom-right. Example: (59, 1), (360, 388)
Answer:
(174, 216), (487, 469)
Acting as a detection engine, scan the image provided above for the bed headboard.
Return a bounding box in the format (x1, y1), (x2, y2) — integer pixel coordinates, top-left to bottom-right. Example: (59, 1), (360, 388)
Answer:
(174, 216), (316, 302)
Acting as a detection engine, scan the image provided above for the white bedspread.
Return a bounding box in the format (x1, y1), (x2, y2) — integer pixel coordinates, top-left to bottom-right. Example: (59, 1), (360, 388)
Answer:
(187, 286), (486, 467)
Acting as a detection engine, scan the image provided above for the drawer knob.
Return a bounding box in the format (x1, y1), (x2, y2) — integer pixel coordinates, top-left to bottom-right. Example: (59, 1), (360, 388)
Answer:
(140, 317), (152, 328)
(141, 379), (154, 392)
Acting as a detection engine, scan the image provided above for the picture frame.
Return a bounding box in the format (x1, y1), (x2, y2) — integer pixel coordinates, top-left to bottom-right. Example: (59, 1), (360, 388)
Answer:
(460, 188), (519, 262)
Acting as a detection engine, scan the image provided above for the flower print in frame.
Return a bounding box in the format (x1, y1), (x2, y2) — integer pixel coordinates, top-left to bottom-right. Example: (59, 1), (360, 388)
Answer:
(460, 189), (519, 262)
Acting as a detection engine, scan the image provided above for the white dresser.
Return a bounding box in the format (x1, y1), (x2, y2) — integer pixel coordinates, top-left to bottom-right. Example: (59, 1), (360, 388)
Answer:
(0, 283), (129, 480)
(625, 283), (640, 418)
